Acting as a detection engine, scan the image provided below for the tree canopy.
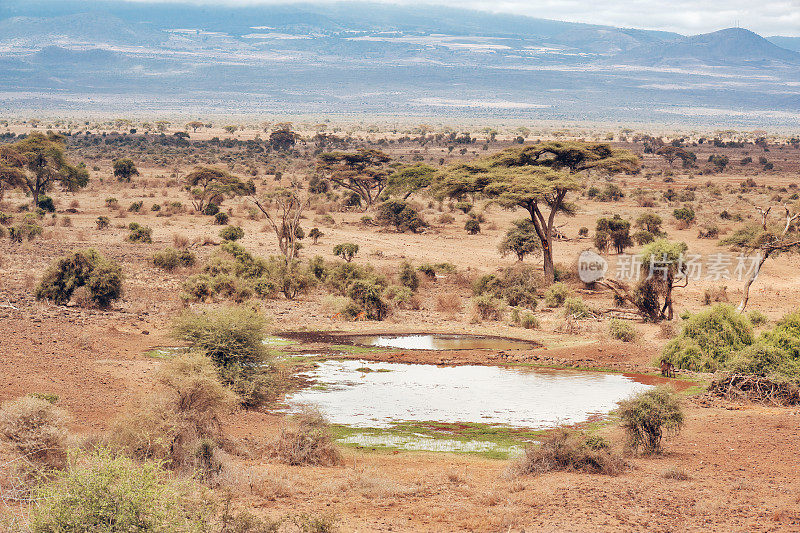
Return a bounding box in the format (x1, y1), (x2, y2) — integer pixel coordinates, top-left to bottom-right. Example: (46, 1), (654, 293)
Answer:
(184, 166), (254, 213)
(316, 149), (393, 209)
(436, 142), (639, 282)
(0, 132), (89, 206)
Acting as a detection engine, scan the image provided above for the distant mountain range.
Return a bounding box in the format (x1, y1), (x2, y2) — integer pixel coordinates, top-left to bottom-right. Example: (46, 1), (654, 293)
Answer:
(0, 1), (798, 127)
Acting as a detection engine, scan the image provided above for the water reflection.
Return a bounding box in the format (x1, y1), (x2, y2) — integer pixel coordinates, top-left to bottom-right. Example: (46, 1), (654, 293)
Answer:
(285, 359), (652, 429)
(355, 334), (536, 350)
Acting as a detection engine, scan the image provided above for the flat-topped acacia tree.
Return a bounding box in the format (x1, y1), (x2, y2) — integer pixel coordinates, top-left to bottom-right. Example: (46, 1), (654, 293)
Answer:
(436, 142), (640, 283)
(316, 149), (392, 210)
(184, 166), (254, 213)
(0, 132), (89, 207)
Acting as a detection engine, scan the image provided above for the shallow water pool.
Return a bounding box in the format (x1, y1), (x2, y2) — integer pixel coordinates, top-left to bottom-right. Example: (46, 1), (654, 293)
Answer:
(285, 359), (652, 429)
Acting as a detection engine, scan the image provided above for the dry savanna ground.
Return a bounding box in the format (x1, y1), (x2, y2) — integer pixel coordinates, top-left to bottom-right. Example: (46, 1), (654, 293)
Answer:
(1, 122), (800, 532)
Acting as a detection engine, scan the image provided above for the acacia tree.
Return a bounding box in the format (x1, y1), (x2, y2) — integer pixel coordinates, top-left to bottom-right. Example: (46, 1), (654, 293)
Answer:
(437, 142), (639, 283)
(316, 149), (392, 210)
(251, 188), (310, 259)
(113, 159), (139, 182)
(721, 204), (800, 312)
(602, 239), (688, 321)
(385, 164), (436, 199)
(184, 166), (254, 213)
(269, 128), (299, 150)
(186, 121), (204, 133)
(0, 145), (26, 202)
(498, 219), (541, 261)
(0, 132), (89, 206)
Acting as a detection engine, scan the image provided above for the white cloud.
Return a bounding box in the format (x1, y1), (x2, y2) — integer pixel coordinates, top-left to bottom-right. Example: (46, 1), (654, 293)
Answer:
(121, 0), (800, 36)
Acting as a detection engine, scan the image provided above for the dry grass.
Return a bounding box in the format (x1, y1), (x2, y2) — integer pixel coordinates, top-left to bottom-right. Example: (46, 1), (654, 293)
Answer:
(270, 408), (342, 467)
(0, 395), (69, 468)
(662, 467), (692, 480)
(173, 232), (190, 249)
(436, 293), (463, 313)
(111, 352), (237, 472)
(510, 429), (626, 477)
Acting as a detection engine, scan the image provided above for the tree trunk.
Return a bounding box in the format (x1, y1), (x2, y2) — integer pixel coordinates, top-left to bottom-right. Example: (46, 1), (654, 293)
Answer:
(542, 242), (555, 284)
(737, 253), (768, 312)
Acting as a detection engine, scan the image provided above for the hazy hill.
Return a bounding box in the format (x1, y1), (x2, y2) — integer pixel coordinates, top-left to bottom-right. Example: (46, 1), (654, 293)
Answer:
(622, 27), (800, 65)
(0, 1), (798, 126)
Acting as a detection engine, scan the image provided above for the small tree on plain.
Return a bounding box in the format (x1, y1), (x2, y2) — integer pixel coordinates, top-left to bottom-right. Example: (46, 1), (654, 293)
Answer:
(333, 243), (359, 263)
(113, 158), (139, 182)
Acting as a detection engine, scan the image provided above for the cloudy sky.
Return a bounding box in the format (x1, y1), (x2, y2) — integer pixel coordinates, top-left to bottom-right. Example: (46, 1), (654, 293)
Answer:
(128, 0), (800, 36)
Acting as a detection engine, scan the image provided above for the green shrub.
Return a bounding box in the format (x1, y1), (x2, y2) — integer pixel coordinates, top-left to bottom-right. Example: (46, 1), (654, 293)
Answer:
(455, 201), (473, 213)
(153, 248), (196, 271)
(564, 297), (591, 318)
(633, 229), (655, 245)
(173, 306), (278, 407)
(0, 211), (12, 225)
(183, 243), (313, 302)
(511, 308), (539, 329)
(398, 261), (419, 291)
(128, 200), (143, 212)
(9, 214), (43, 242)
(511, 428), (625, 476)
(174, 306), (267, 368)
(203, 202), (220, 216)
(473, 264), (538, 310)
(376, 199), (427, 233)
(544, 282), (570, 307)
(127, 222), (153, 243)
(87, 261), (125, 308)
(214, 211), (229, 225)
(464, 218), (480, 234)
(748, 310), (769, 326)
(609, 319), (636, 342)
(29, 449), (211, 533)
(104, 197), (118, 208)
(346, 279), (389, 320)
(383, 284), (415, 308)
(672, 205), (695, 226)
(95, 215), (110, 229)
(219, 225), (244, 241)
(37, 195), (55, 213)
(661, 304), (753, 371)
(617, 387), (684, 454)
(333, 242), (359, 262)
(35, 249), (123, 308)
(471, 295), (504, 321)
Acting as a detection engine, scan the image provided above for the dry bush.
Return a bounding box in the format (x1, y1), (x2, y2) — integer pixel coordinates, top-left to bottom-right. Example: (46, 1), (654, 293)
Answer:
(436, 293), (462, 313)
(270, 408), (342, 466)
(111, 353), (237, 472)
(0, 395), (69, 468)
(618, 387), (684, 454)
(662, 467), (691, 480)
(173, 233), (190, 249)
(510, 429), (625, 476)
(71, 286), (92, 308)
(338, 467), (413, 500)
(658, 322), (676, 339)
(703, 285), (729, 305)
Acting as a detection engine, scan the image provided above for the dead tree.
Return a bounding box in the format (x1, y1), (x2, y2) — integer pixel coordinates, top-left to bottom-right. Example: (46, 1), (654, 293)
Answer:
(736, 204), (800, 312)
(251, 188), (310, 259)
